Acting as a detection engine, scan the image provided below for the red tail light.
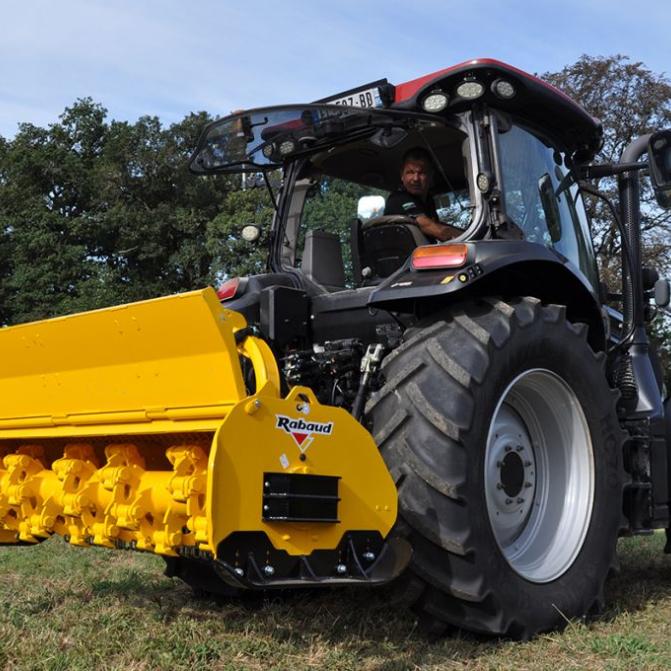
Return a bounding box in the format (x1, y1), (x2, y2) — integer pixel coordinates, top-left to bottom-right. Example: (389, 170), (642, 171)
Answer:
(216, 277), (240, 300)
(411, 243), (470, 270)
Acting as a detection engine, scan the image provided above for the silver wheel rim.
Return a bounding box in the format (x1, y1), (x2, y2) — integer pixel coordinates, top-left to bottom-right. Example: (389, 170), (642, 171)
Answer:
(485, 369), (594, 583)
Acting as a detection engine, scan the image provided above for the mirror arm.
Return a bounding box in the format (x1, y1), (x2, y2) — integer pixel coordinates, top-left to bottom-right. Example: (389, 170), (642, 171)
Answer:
(263, 171), (279, 214)
(578, 161), (646, 179)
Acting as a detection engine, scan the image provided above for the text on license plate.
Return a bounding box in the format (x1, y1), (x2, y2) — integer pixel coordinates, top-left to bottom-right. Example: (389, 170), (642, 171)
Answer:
(322, 86), (383, 109)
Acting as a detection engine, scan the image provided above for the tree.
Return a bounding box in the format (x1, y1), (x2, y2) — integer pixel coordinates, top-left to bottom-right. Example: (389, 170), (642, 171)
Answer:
(543, 55), (671, 287)
(0, 100), (107, 322)
(205, 182), (273, 279)
(545, 55), (671, 389)
(0, 102), (235, 324)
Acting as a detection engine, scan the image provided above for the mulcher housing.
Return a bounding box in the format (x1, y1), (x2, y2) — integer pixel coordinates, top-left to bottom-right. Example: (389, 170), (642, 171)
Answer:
(2, 58), (671, 638)
(0, 289), (403, 586)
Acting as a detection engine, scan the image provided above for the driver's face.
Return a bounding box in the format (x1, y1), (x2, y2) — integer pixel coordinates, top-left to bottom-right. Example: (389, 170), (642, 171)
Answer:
(401, 159), (431, 199)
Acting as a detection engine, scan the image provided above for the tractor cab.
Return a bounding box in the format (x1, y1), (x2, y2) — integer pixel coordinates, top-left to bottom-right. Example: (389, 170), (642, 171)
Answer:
(191, 60), (605, 314)
(190, 103), (478, 289)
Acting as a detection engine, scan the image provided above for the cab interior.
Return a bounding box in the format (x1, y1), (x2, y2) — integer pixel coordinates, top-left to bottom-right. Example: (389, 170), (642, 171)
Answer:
(279, 122), (477, 293)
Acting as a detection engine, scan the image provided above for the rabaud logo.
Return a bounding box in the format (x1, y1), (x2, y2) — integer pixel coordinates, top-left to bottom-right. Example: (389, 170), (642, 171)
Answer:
(274, 415), (334, 453)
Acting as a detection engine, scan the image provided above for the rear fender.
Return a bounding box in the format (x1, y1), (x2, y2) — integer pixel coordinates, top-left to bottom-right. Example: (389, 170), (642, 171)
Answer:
(369, 240), (605, 350)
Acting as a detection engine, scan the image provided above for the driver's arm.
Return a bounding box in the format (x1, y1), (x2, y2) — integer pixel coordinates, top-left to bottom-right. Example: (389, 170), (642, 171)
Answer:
(385, 192), (461, 241)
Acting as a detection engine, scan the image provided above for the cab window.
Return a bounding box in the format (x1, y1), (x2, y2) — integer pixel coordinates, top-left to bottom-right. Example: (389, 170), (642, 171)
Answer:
(300, 177), (385, 286)
(498, 124), (598, 288)
(296, 174), (473, 287)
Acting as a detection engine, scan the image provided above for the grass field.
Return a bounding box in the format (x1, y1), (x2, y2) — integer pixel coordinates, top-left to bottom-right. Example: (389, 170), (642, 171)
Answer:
(2, 533), (671, 670)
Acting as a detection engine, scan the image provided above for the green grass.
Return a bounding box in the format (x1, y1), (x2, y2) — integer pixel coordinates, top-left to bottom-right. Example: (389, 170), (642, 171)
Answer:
(2, 534), (671, 670)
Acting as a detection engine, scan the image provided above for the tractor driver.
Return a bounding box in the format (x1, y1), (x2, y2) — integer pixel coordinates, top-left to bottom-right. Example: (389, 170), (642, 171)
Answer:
(384, 148), (461, 241)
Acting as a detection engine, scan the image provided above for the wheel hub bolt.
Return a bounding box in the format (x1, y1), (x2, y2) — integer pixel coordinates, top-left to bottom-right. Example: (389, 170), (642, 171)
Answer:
(234, 567), (244, 577)
(516, 445), (523, 452)
(517, 497), (524, 504)
(505, 498), (513, 505)
(336, 563), (347, 575)
(362, 551), (375, 561)
(263, 565), (275, 577)
(524, 482), (532, 488)
(524, 461), (532, 467)
(505, 445), (512, 452)
(496, 483), (503, 490)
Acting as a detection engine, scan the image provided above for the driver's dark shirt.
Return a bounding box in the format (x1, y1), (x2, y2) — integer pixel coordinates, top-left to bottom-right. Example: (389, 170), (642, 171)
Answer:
(384, 189), (438, 220)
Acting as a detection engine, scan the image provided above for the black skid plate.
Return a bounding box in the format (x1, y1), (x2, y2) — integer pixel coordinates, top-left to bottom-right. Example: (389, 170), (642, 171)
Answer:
(211, 531), (411, 589)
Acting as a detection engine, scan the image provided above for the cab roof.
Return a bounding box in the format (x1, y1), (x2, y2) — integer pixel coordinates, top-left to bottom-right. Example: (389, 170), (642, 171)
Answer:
(388, 58), (602, 160)
(190, 59), (603, 176)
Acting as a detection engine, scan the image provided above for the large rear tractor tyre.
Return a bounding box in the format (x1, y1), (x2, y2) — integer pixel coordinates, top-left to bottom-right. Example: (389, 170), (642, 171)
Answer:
(367, 297), (624, 638)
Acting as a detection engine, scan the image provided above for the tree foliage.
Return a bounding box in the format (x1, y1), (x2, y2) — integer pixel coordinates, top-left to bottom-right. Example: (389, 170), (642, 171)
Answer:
(206, 184), (274, 280)
(0, 100), (248, 324)
(543, 55), (671, 287)
(0, 54), (670, 343)
(544, 56), (671, 386)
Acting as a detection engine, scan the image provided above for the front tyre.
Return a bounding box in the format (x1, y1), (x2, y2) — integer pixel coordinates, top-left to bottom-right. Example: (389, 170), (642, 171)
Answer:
(367, 297), (623, 638)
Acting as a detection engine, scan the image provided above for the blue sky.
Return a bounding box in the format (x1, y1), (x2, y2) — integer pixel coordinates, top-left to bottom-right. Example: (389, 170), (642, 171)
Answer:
(1, 0), (669, 138)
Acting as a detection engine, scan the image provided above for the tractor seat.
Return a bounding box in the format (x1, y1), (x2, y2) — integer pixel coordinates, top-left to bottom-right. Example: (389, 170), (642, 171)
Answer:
(352, 215), (430, 281)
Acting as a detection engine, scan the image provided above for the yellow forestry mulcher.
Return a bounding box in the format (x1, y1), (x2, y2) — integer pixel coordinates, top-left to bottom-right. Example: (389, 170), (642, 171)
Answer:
(0, 288), (405, 587)
(2, 59), (671, 638)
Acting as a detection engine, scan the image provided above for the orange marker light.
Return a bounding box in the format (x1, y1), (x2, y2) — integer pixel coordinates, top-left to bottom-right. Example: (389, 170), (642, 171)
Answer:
(411, 244), (470, 270)
(216, 277), (240, 300)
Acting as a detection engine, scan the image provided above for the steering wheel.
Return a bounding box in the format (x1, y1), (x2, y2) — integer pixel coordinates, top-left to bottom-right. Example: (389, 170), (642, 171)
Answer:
(362, 214), (423, 230)
(360, 214), (432, 252)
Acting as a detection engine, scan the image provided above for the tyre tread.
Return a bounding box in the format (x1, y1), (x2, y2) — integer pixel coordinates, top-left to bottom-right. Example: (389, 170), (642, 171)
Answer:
(369, 296), (623, 638)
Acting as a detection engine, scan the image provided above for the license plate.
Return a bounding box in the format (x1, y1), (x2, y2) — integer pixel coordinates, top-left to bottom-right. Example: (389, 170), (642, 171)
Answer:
(318, 80), (388, 109)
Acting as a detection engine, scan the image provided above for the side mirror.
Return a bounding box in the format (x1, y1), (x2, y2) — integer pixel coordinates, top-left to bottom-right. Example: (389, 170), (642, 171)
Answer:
(655, 278), (670, 308)
(357, 195), (385, 221)
(538, 174), (562, 243)
(241, 224), (261, 242)
(648, 130), (671, 209)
